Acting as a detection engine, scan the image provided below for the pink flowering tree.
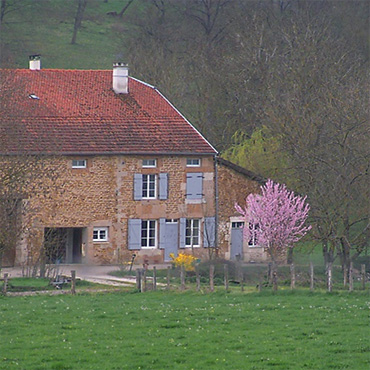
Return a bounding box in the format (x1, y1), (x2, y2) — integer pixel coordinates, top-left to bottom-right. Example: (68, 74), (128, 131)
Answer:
(235, 179), (311, 264)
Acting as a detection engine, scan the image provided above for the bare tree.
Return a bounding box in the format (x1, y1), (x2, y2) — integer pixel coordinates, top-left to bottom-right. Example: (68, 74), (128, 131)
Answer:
(71, 0), (88, 45)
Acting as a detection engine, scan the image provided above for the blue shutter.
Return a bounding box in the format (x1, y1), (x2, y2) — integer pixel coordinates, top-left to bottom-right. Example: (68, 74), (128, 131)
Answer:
(128, 219), (141, 250)
(133, 174), (142, 200)
(159, 173), (168, 200)
(179, 218), (186, 248)
(159, 218), (166, 249)
(203, 217), (216, 248)
(186, 172), (203, 199)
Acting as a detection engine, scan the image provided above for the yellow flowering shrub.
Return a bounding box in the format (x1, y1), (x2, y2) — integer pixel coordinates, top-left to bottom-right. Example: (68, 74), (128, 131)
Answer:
(169, 253), (198, 271)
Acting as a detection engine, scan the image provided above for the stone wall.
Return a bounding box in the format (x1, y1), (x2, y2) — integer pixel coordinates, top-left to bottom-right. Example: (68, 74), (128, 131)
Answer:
(8, 154), (215, 265)
(216, 159), (268, 262)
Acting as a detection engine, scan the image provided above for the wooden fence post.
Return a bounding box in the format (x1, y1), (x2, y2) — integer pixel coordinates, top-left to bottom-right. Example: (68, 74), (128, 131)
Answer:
(166, 266), (171, 290)
(196, 265), (201, 291)
(258, 277), (262, 292)
(209, 264), (215, 292)
(2, 273), (8, 295)
(327, 262), (332, 292)
(310, 262), (314, 291)
(153, 266), (157, 291)
(290, 263), (295, 290)
(224, 264), (229, 291)
(343, 265), (348, 287)
(71, 270), (76, 295)
(142, 268), (147, 292)
(349, 261), (353, 292)
(361, 264), (366, 290)
(180, 265), (185, 291)
(241, 272), (244, 292)
(136, 268), (142, 291)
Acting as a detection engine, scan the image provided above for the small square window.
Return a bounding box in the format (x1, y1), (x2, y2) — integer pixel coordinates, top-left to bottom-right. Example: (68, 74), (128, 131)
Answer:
(72, 159), (87, 168)
(93, 227), (108, 242)
(186, 158), (201, 167)
(142, 159), (157, 168)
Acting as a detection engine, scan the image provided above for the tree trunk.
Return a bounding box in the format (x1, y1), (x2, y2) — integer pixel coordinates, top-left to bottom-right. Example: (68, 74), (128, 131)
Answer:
(272, 261), (278, 292)
(71, 0), (87, 45)
(118, 0), (134, 17)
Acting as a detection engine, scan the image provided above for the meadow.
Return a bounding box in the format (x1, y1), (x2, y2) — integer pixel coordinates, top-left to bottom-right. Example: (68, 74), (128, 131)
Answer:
(0, 290), (369, 370)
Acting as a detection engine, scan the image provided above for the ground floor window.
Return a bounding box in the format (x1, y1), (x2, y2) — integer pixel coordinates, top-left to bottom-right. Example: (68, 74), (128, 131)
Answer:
(185, 219), (200, 247)
(248, 223), (259, 247)
(141, 220), (157, 248)
(93, 227), (108, 242)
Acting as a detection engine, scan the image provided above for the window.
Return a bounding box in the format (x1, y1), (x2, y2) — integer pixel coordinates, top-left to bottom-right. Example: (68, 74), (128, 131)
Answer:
(142, 159), (157, 168)
(141, 220), (157, 248)
(232, 222), (244, 229)
(248, 223), (259, 247)
(72, 159), (87, 168)
(185, 219), (200, 247)
(142, 174), (156, 199)
(186, 158), (201, 167)
(93, 227), (108, 242)
(134, 173), (168, 200)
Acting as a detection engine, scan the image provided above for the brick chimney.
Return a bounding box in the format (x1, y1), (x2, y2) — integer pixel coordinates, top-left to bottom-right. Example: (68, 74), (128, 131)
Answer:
(29, 55), (41, 70)
(112, 62), (129, 94)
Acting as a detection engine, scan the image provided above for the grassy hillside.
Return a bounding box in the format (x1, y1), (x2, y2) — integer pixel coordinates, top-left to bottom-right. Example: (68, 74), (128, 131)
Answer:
(0, 0), (140, 69)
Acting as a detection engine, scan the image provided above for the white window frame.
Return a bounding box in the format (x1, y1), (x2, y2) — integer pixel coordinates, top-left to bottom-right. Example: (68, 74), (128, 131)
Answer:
(186, 158), (201, 167)
(248, 222), (259, 247)
(142, 174), (157, 199)
(142, 159), (157, 168)
(72, 159), (87, 168)
(93, 227), (108, 242)
(141, 220), (157, 248)
(185, 219), (200, 247)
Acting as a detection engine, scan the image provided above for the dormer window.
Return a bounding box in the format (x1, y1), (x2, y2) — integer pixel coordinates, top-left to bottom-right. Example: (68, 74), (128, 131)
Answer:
(142, 159), (157, 168)
(72, 159), (87, 168)
(186, 158), (201, 167)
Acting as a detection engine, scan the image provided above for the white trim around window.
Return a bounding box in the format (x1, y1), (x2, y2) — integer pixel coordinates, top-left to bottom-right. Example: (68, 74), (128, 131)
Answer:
(142, 159), (157, 168)
(186, 158), (201, 167)
(72, 159), (87, 168)
(142, 174), (157, 199)
(93, 227), (108, 242)
(185, 219), (200, 247)
(141, 220), (157, 248)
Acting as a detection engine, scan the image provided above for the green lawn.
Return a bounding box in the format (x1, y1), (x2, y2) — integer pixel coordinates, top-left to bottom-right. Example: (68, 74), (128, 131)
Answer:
(0, 291), (369, 369)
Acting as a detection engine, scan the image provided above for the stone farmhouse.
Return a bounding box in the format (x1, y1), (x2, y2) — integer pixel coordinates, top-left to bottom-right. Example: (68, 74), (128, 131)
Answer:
(0, 56), (267, 266)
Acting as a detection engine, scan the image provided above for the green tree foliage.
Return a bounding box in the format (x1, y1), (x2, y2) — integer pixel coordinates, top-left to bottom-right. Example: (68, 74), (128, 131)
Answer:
(223, 127), (289, 180)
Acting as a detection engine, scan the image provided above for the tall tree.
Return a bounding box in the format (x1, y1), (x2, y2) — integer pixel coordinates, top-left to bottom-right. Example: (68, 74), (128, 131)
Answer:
(71, 0), (88, 45)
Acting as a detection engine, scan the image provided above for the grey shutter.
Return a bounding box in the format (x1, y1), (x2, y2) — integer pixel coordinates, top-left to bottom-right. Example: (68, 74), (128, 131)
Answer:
(159, 218), (166, 249)
(159, 173), (168, 200)
(179, 218), (186, 248)
(128, 219), (141, 250)
(203, 217), (216, 248)
(133, 174), (142, 200)
(186, 172), (203, 199)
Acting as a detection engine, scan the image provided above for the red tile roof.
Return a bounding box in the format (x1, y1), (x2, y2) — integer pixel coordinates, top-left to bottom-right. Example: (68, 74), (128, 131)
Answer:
(0, 69), (217, 155)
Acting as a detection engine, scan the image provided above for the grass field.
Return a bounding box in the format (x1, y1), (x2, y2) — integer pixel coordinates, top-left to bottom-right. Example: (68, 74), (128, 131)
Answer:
(0, 290), (369, 370)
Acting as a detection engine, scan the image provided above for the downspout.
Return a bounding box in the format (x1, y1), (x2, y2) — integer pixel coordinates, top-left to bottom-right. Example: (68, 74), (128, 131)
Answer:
(214, 155), (219, 254)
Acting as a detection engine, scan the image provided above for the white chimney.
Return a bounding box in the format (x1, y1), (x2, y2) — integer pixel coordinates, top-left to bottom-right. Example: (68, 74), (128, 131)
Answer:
(112, 62), (129, 94)
(29, 55), (41, 70)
